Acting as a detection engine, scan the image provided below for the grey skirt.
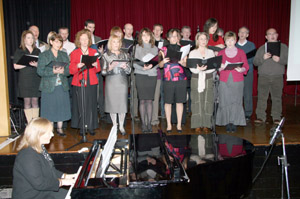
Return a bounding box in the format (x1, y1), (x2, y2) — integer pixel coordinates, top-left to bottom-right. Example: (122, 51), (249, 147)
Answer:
(216, 73), (246, 126)
(105, 74), (128, 113)
(135, 74), (157, 100)
(41, 85), (71, 122)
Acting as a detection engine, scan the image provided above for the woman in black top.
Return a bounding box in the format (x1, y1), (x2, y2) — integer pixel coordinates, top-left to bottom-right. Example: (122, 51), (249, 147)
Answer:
(12, 117), (76, 199)
(13, 30), (41, 123)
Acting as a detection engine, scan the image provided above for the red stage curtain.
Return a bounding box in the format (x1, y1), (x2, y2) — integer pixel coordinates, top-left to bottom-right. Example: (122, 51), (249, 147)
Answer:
(71, 0), (297, 95)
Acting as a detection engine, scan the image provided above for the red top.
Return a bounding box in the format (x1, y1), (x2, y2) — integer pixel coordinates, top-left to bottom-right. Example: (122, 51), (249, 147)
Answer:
(208, 34), (224, 46)
(69, 48), (101, 87)
(218, 48), (249, 82)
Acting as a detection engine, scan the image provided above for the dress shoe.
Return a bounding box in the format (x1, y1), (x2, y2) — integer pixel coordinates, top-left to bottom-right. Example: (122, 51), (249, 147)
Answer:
(177, 127), (183, 133)
(195, 128), (201, 133)
(203, 127), (210, 133)
(120, 129), (126, 136)
(147, 124), (153, 133)
(254, 118), (264, 124)
(273, 120), (280, 125)
(56, 128), (66, 137)
(141, 125), (148, 133)
(89, 130), (95, 136)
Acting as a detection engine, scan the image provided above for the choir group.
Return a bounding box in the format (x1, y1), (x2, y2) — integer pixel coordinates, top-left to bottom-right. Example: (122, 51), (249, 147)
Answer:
(13, 18), (288, 137)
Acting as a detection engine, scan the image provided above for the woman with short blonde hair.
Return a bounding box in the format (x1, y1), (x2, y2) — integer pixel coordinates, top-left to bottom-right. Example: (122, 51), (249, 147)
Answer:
(13, 118), (76, 199)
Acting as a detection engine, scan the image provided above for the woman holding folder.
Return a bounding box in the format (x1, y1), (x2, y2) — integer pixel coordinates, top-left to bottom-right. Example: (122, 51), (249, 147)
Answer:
(134, 28), (158, 133)
(158, 29), (187, 133)
(102, 35), (131, 135)
(188, 32), (215, 133)
(37, 33), (71, 136)
(13, 30), (41, 123)
(216, 31), (249, 133)
(69, 29), (101, 136)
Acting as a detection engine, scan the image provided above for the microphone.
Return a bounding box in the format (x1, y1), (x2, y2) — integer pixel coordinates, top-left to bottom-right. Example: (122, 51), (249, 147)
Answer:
(134, 31), (139, 40)
(197, 25), (200, 33)
(269, 117), (285, 145)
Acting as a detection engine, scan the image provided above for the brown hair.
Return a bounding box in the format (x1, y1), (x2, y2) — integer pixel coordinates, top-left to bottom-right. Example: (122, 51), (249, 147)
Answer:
(224, 31), (237, 42)
(194, 32), (209, 49)
(107, 35), (123, 51)
(74, 29), (92, 48)
(138, 28), (155, 48)
(17, 117), (53, 153)
(203, 18), (219, 42)
(166, 28), (181, 39)
(19, 30), (36, 50)
(153, 23), (163, 31)
(110, 26), (124, 38)
(49, 32), (63, 48)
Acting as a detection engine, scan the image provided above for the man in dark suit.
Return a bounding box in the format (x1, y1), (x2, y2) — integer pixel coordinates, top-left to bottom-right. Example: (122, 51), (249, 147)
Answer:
(84, 19), (101, 44)
(29, 25), (46, 52)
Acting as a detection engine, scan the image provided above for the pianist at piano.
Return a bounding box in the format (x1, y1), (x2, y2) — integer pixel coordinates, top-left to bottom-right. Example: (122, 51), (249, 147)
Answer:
(12, 117), (76, 199)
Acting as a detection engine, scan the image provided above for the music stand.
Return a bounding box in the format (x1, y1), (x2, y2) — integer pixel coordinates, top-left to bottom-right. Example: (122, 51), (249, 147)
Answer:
(66, 68), (92, 151)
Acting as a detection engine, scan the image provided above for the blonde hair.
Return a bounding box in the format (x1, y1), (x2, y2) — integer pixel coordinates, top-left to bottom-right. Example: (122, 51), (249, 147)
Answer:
(74, 29), (92, 48)
(17, 117), (53, 153)
(195, 32), (209, 49)
(19, 30), (36, 50)
(107, 35), (122, 51)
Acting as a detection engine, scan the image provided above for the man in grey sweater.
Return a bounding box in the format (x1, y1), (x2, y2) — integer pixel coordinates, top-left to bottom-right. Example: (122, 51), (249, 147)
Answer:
(253, 28), (288, 124)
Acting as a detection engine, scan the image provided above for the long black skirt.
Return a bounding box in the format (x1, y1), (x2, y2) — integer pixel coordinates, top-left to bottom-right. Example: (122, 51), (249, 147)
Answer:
(71, 84), (98, 130)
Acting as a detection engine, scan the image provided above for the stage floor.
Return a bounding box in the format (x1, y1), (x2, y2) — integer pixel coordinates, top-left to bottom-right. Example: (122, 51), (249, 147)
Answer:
(1, 95), (300, 154)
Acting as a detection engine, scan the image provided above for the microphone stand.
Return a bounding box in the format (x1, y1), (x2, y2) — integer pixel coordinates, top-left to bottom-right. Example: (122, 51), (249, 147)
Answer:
(129, 32), (139, 176)
(211, 71), (219, 160)
(66, 67), (92, 151)
(278, 132), (290, 199)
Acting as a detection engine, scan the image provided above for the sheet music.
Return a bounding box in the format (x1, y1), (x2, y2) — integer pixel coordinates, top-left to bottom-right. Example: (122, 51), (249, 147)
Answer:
(141, 53), (156, 62)
(158, 42), (163, 49)
(65, 166), (82, 199)
(98, 126), (118, 177)
(180, 44), (191, 60)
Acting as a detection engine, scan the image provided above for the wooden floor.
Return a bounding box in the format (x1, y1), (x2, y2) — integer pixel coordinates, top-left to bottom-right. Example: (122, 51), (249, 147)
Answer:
(1, 95), (299, 155)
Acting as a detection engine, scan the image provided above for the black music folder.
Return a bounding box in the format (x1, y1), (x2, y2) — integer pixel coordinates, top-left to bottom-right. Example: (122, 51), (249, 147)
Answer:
(96, 39), (108, 49)
(123, 38), (134, 48)
(186, 55), (222, 70)
(135, 53), (159, 67)
(166, 45), (190, 63)
(224, 62), (244, 70)
(246, 49), (257, 59)
(265, 42), (281, 56)
(81, 55), (98, 68)
(16, 54), (38, 66)
(121, 44), (134, 54)
(166, 48), (183, 63)
(208, 46), (224, 52)
(180, 40), (195, 51)
(46, 61), (68, 68)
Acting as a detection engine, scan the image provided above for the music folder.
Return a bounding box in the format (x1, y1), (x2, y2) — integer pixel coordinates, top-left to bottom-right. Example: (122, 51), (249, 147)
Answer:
(81, 55), (98, 68)
(121, 44), (134, 54)
(246, 49), (257, 59)
(96, 39), (108, 49)
(166, 45), (191, 63)
(16, 54), (39, 66)
(180, 40), (195, 51)
(208, 46), (224, 52)
(265, 41), (281, 56)
(186, 55), (222, 70)
(224, 61), (244, 70)
(46, 61), (68, 68)
(123, 38), (134, 48)
(135, 53), (159, 67)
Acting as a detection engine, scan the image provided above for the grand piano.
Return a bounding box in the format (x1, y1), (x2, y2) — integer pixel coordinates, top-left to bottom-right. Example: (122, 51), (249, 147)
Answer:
(70, 129), (254, 199)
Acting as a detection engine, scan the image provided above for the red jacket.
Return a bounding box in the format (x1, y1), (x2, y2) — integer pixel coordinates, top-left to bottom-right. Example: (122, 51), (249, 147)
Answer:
(69, 48), (101, 87)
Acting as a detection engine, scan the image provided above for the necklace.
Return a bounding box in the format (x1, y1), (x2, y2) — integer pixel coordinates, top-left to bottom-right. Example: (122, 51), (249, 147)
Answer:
(81, 47), (88, 55)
